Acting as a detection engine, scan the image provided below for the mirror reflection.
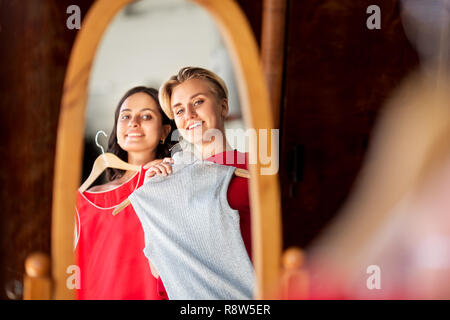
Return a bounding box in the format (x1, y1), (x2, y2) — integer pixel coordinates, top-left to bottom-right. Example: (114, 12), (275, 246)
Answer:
(76, 0), (253, 300)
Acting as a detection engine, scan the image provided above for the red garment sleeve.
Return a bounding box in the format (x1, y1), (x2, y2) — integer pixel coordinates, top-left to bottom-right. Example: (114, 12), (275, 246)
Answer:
(227, 175), (252, 260)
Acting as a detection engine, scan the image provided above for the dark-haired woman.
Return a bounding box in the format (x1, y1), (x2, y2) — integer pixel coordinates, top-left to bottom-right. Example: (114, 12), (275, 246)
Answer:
(75, 86), (174, 299)
(89, 86), (175, 192)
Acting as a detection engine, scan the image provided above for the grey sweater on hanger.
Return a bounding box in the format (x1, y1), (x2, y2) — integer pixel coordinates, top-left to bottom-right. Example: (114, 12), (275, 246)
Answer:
(129, 151), (255, 300)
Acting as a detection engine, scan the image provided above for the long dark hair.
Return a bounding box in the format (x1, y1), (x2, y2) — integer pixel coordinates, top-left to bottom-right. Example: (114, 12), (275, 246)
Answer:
(106, 86), (175, 181)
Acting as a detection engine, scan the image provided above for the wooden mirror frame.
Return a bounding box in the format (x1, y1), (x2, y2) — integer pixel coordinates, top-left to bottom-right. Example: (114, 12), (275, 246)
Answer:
(52, 0), (281, 299)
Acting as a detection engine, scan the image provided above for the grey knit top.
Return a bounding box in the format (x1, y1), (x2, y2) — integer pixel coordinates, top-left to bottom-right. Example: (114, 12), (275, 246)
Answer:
(129, 151), (255, 300)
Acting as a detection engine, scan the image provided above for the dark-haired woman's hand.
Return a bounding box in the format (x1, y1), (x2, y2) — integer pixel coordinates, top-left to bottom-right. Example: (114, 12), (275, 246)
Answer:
(143, 157), (174, 183)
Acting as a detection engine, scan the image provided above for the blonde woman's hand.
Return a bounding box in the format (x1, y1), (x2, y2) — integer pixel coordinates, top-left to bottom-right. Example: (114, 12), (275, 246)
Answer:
(143, 157), (174, 183)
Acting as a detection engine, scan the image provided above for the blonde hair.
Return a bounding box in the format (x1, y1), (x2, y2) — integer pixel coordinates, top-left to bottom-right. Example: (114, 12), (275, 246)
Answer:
(159, 66), (229, 119)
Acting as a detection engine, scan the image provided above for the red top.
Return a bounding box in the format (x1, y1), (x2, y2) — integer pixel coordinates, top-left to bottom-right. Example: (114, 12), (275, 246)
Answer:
(75, 167), (162, 300)
(156, 150), (252, 299)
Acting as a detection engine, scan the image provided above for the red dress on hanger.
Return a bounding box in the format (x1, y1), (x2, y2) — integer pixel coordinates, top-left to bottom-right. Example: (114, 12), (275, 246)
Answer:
(75, 167), (161, 300)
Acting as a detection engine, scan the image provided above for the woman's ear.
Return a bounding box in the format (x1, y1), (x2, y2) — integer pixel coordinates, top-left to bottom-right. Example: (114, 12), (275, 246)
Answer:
(162, 124), (172, 141)
(220, 98), (229, 118)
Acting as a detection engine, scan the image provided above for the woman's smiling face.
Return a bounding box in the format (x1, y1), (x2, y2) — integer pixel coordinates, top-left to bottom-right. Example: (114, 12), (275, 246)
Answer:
(170, 78), (228, 145)
(116, 92), (167, 153)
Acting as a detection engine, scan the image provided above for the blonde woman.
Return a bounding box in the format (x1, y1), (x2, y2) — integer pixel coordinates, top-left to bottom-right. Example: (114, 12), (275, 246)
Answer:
(147, 67), (253, 298)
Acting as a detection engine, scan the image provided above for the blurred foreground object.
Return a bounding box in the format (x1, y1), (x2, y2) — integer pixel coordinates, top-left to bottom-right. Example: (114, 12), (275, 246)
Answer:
(280, 247), (309, 299)
(306, 1), (450, 298)
(307, 71), (450, 299)
(401, 0), (450, 72)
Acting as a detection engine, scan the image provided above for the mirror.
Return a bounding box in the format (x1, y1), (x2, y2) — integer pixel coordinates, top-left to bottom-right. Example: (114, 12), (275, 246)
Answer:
(53, 0), (280, 300)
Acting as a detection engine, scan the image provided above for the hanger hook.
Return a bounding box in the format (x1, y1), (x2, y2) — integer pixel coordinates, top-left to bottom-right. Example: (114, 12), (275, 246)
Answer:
(95, 130), (108, 154)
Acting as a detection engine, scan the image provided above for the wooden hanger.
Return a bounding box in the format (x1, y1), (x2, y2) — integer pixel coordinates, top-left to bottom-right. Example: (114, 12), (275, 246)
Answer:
(78, 131), (141, 193)
(112, 167), (250, 216)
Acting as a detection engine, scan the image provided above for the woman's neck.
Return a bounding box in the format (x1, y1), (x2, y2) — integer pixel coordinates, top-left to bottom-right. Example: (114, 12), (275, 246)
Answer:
(105, 151), (156, 185)
(195, 138), (233, 160)
(127, 151), (156, 167)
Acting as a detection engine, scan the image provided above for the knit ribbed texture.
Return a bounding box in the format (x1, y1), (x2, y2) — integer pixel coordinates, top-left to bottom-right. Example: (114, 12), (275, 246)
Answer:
(129, 151), (255, 300)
